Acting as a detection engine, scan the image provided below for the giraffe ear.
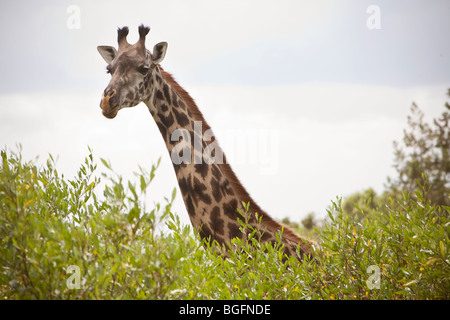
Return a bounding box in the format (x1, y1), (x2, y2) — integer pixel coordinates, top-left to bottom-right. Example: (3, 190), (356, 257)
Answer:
(97, 46), (118, 64)
(151, 42), (168, 65)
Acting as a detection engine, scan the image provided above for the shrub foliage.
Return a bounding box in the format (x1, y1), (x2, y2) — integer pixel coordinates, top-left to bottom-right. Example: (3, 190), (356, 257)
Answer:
(1, 147), (448, 299)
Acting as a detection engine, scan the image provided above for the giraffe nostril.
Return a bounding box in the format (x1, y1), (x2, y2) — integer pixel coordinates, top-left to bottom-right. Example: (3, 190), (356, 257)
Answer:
(108, 89), (116, 97)
(104, 89), (116, 98)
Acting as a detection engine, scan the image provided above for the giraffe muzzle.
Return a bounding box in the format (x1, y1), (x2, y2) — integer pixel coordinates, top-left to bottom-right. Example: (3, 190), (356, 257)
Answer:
(100, 89), (119, 119)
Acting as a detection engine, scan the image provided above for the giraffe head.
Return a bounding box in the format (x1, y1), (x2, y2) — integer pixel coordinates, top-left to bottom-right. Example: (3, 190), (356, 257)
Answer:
(97, 25), (168, 119)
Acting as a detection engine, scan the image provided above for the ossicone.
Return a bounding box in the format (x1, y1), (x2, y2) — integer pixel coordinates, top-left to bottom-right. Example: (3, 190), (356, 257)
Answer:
(117, 26), (130, 49)
(137, 24), (150, 54)
(138, 24), (150, 39)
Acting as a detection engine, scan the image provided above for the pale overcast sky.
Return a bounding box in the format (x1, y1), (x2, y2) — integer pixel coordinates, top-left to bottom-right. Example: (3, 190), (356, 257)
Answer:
(1, 0), (449, 224)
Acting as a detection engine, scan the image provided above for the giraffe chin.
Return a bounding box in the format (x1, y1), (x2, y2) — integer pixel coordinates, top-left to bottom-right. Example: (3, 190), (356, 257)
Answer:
(102, 107), (119, 119)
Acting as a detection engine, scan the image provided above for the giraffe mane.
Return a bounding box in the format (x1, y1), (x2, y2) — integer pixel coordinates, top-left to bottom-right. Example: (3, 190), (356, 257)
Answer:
(159, 67), (306, 246)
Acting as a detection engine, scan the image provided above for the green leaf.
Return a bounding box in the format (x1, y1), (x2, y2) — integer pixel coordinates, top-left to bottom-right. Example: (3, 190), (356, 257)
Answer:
(128, 181), (137, 200)
(127, 206), (140, 223)
(100, 158), (111, 170)
(171, 187), (177, 201)
(140, 175), (146, 193)
(86, 181), (95, 193)
(439, 240), (445, 257)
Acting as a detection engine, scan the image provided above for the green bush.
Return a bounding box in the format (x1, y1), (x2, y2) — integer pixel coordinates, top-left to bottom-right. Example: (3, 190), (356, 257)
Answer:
(0, 146), (178, 299)
(311, 188), (449, 300)
(1, 147), (448, 299)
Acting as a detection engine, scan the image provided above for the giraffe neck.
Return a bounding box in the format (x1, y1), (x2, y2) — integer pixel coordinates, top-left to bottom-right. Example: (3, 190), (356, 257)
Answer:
(143, 66), (315, 257)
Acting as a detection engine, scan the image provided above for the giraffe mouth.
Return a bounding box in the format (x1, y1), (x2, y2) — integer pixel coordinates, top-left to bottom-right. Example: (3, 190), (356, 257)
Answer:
(100, 89), (119, 119)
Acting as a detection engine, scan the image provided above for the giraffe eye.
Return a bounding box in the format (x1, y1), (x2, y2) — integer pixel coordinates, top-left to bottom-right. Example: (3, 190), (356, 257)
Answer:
(138, 65), (150, 75)
(106, 65), (112, 74)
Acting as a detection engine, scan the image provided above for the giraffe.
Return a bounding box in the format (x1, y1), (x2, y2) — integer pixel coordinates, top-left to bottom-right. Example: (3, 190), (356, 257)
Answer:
(97, 25), (320, 260)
